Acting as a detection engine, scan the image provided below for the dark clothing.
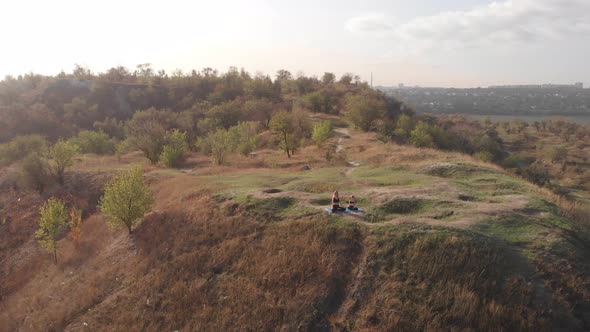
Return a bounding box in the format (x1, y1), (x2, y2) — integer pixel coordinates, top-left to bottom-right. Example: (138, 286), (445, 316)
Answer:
(348, 199), (357, 210)
(347, 206), (358, 211)
(332, 197), (345, 212)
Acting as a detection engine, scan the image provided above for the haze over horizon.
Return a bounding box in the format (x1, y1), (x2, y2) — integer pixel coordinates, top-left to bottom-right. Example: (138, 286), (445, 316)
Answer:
(1, 0), (589, 88)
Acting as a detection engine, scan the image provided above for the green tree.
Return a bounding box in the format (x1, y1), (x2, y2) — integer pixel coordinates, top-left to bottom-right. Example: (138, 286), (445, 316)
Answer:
(126, 109), (174, 164)
(99, 165), (154, 234)
(409, 122), (435, 148)
(228, 122), (260, 157)
(0, 135), (48, 166)
(312, 121), (332, 147)
(36, 198), (68, 263)
(243, 99), (275, 128)
(160, 130), (188, 168)
(270, 111), (297, 158)
(70, 130), (115, 154)
(49, 140), (79, 184)
(376, 120), (395, 143)
(322, 72), (336, 85)
(197, 129), (231, 165)
(394, 114), (415, 139)
(345, 93), (386, 132)
(339, 73), (354, 85)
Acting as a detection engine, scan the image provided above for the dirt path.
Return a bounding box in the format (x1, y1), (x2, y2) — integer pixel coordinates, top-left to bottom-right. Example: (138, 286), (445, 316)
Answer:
(334, 127), (350, 153)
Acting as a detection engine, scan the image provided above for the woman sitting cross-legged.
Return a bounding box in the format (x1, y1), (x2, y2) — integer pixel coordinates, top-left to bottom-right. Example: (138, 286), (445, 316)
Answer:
(347, 195), (358, 211)
(332, 191), (347, 212)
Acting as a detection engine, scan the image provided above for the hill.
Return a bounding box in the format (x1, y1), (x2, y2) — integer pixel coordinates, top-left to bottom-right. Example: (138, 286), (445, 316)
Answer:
(1, 126), (589, 331)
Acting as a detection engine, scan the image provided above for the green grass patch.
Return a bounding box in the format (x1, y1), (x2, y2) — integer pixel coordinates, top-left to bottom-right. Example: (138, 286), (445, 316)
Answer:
(352, 166), (432, 187)
(240, 196), (297, 221)
(379, 197), (434, 215)
(523, 197), (573, 230)
(310, 197), (333, 206)
(472, 215), (542, 245)
(365, 197), (435, 223)
(455, 173), (527, 196)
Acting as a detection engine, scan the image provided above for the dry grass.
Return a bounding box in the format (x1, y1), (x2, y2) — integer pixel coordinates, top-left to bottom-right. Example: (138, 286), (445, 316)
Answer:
(2, 125), (590, 331)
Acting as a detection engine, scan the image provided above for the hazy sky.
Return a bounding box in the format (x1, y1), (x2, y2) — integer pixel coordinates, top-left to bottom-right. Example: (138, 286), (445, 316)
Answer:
(1, 0), (589, 87)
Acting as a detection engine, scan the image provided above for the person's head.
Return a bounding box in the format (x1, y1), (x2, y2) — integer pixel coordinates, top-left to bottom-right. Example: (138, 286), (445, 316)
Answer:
(333, 191), (339, 198)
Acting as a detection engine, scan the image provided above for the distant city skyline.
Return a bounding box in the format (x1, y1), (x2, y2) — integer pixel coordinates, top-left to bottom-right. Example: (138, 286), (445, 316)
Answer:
(1, 0), (589, 88)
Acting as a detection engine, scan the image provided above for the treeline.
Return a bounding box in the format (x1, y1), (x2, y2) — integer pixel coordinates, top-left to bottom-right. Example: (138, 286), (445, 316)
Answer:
(0, 64), (415, 191)
(0, 64), (372, 142)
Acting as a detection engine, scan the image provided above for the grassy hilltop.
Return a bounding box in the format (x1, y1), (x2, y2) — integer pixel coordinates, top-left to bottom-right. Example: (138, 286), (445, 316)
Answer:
(1, 123), (589, 331)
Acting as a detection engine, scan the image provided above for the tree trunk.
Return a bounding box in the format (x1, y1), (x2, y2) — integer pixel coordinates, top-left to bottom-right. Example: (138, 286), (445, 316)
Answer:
(127, 223), (132, 234)
(54, 248), (57, 264)
(283, 132), (291, 158)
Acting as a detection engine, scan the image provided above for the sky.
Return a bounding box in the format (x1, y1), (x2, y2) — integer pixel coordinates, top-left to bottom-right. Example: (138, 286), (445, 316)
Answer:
(1, 0), (589, 87)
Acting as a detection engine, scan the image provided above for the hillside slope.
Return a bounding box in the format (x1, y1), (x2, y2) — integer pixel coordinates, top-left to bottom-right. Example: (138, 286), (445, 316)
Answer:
(1, 128), (589, 331)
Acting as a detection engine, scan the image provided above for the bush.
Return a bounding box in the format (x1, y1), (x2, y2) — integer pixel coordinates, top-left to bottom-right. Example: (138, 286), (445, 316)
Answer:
(474, 151), (494, 162)
(115, 139), (133, 161)
(228, 122), (260, 157)
(345, 92), (386, 131)
(20, 153), (51, 193)
(197, 129), (231, 165)
(312, 121), (332, 147)
(70, 130), (115, 154)
(546, 146), (567, 163)
(49, 140), (79, 184)
(0, 135), (48, 166)
(160, 130), (188, 168)
(99, 165), (154, 234)
(376, 121), (395, 143)
(410, 122), (435, 148)
(522, 163), (550, 186)
(394, 114), (415, 140)
(36, 198), (68, 263)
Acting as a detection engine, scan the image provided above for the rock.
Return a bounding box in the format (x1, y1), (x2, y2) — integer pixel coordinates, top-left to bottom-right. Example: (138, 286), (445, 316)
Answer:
(301, 165), (311, 171)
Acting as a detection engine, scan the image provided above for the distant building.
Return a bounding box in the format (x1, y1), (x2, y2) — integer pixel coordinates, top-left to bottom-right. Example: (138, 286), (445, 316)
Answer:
(574, 82), (584, 89)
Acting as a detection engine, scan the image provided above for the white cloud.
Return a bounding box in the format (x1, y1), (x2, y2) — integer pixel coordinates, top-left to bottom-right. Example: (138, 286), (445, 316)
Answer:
(346, 14), (394, 34)
(346, 0), (590, 53)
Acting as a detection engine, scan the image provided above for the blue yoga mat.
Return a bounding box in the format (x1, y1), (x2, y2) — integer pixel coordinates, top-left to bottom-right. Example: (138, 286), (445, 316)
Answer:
(325, 208), (365, 214)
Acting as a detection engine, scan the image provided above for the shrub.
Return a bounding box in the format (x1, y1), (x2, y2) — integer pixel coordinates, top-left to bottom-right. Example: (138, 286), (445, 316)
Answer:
(115, 139), (133, 161)
(228, 122), (260, 157)
(474, 151), (494, 162)
(345, 92), (386, 131)
(197, 128), (231, 165)
(376, 121), (396, 143)
(410, 122), (435, 148)
(0, 135), (48, 166)
(160, 130), (188, 168)
(99, 165), (154, 234)
(35, 198), (68, 263)
(67, 208), (83, 248)
(49, 140), (79, 184)
(20, 153), (51, 193)
(522, 163), (550, 186)
(126, 109), (172, 164)
(394, 114), (415, 140)
(70, 130), (115, 154)
(312, 121), (332, 147)
(546, 146), (567, 163)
